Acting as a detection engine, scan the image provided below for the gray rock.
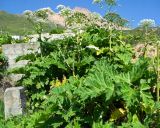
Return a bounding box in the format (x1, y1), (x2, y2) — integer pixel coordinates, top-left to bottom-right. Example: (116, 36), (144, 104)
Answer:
(4, 86), (26, 119)
(28, 33), (75, 43)
(2, 43), (40, 84)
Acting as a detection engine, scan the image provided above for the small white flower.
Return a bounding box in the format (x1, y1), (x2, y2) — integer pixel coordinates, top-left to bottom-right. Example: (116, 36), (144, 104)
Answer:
(92, 12), (101, 17)
(35, 18), (46, 23)
(86, 45), (99, 50)
(59, 7), (72, 16)
(92, 12), (102, 19)
(139, 19), (155, 28)
(23, 10), (33, 15)
(37, 7), (54, 13)
(79, 30), (84, 34)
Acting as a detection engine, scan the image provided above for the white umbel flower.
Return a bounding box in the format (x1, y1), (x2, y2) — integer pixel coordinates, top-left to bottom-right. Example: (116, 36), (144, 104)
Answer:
(139, 19), (155, 28)
(86, 45), (99, 50)
(37, 7), (54, 14)
(56, 4), (66, 10)
(23, 10), (33, 15)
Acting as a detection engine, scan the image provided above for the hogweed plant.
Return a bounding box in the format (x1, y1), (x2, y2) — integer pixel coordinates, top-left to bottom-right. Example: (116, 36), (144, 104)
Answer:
(138, 19), (160, 102)
(157, 41), (160, 101)
(23, 8), (54, 36)
(139, 19), (156, 29)
(138, 19), (156, 57)
(93, 0), (117, 12)
(4, 1), (160, 128)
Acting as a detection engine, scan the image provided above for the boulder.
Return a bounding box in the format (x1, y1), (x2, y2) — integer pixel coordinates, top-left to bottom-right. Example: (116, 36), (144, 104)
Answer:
(4, 86), (26, 119)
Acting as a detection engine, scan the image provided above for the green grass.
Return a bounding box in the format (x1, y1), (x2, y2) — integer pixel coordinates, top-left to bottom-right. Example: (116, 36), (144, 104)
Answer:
(0, 11), (34, 35)
(0, 100), (6, 127)
(0, 11), (63, 35)
(0, 100), (4, 119)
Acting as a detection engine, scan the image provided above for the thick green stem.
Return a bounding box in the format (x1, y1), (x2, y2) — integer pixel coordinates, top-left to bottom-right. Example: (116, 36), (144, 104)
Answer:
(143, 27), (148, 58)
(143, 42), (148, 57)
(157, 43), (159, 101)
(109, 26), (112, 51)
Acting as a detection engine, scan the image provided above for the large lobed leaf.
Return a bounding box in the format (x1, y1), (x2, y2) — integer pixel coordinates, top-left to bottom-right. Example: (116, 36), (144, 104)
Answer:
(76, 60), (115, 101)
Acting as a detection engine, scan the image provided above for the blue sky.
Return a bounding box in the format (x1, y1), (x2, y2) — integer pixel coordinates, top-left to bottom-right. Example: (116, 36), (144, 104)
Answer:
(0, 0), (159, 27)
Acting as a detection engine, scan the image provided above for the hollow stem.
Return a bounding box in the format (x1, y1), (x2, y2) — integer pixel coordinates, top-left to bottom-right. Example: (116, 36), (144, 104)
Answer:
(157, 42), (159, 101)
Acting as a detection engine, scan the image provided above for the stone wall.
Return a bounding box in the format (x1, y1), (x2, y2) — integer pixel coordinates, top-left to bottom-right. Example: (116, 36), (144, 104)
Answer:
(2, 43), (40, 83)
(28, 33), (75, 43)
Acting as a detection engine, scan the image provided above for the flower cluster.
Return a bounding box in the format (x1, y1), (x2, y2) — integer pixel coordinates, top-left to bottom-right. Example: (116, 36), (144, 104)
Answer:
(92, 12), (102, 20)
(56, 4), (66, 10)
(139, 19), (155, 28)
(23, 7), (55, 23)
(36, 7), (54, 14)
(23, 10), (33, 16)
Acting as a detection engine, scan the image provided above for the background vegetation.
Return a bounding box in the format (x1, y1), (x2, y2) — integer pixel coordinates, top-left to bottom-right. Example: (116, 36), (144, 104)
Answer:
(0, 11), (64, 35)
(0, 0), (160, 127)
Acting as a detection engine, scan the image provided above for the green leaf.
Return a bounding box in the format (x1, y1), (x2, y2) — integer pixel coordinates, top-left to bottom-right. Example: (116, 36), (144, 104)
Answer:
(120, 84), (139, 107)
(77, 60), (115, 101)
(80, 56), (95, 66)
(15, 53), (37, 62)
(116, 72), (131, 85)
(129, 58), (148, 83)
(140, 80), (151, 91)
(140, 80), (154, 105)
(132, 114), (146, 128)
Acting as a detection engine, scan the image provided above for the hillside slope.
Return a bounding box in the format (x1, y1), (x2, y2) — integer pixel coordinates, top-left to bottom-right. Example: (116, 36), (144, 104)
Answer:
(0, 11), (55, 35)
